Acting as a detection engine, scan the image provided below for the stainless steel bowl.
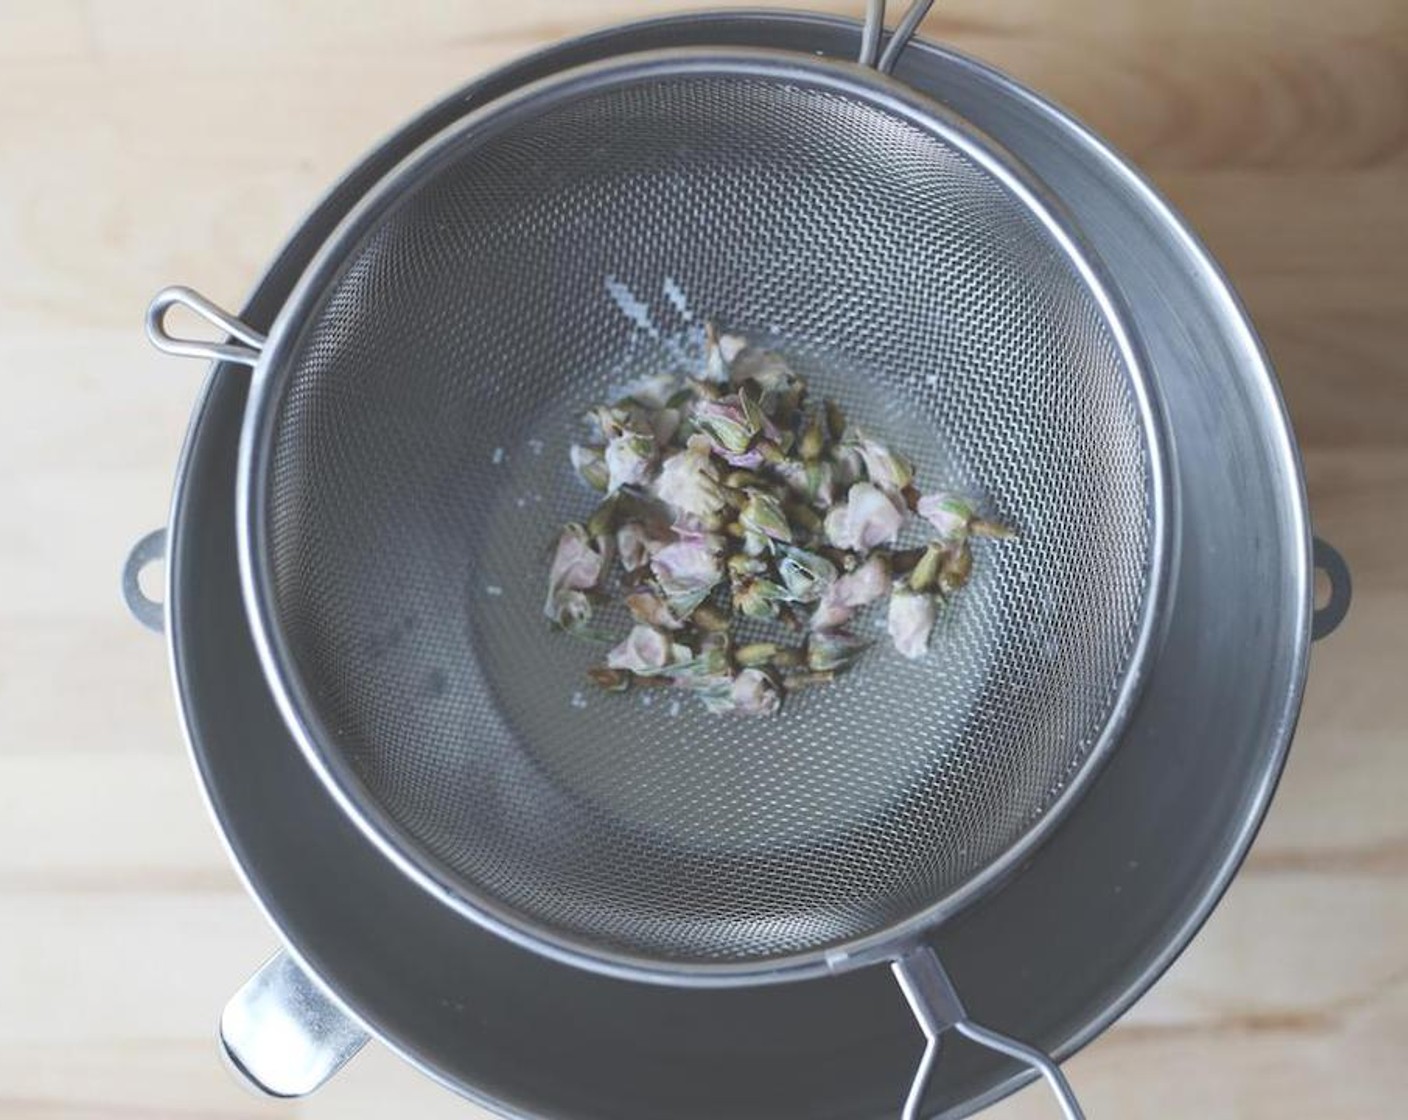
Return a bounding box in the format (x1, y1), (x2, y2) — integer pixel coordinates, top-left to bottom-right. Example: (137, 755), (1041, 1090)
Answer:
(127, 9), (1349, 1119)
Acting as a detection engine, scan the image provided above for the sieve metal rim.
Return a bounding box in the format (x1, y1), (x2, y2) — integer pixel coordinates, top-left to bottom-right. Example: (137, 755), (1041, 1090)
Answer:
(232, 46), (1174, 989)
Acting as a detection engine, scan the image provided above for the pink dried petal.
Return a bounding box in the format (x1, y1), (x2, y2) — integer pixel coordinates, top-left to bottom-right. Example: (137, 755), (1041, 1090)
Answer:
(813, 554), (891, 630)
(720, 446), (766, 470)
(653, 435), (725, 523)
(825, 483), (903, 551)
(728, 668), (782, 717)
(546, 524), (603, 601)
(887, 584), (937, 661)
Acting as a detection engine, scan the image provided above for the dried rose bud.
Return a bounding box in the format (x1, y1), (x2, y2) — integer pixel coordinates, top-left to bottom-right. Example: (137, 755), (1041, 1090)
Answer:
(584, 495), (619, 540)
(772, 647), (805, 669)
(589, 404), (632, 441)
(693, 395), (760, 456)
(785, 502), (823, 535)
(799, 409), (827, 462)
(734, 577), (787, 620)
(605, 431), (655, 494)
(756, 439), (786, 465)
(824, 482), (903, 551)
(703, 322), (730, 384)
(741, 530), (771, 558)
(776, 460), (837, 509)
(806, 629), (870, 673)
(783, 670), (836, 692)
(593, 531), (616, 577)
(938, 540), (974, 595)
(916, 492), (977, 542)
(825, 400), (847, 442)
(620, 373), (679, 410)
(776, 545), (838, 604)
(909, 542), (947, 594)
(616, 521), (657, 573)
(812, 463), (839, 508)
(735, 642), (781, 668)
(544, 523), (604, 615)
(625, 591), (682, 631)
(888, 582), (938, 661)
(607, 625), (688, 676)
(688, 376), (723, 401)
(730, 349), (799, 395)
(739, 488), (793, 543)
(587, 667), (631, 692)
(830, 443), (864, 488)
(570, 444), (609, 492)
(728, 553), (768, 578)
(654, 435), (726, 523)
(849, 428), (914, 493)
(691, 604), (731, 633)
(650, 530), (724, 619)
(970, 518), (1016, 540)
(669, 639), (734, 693)
(547, 587), (594, 632)
(889, 547), (925, 576)
(739, 385), (767, 434)
(650, 407), (683, 447)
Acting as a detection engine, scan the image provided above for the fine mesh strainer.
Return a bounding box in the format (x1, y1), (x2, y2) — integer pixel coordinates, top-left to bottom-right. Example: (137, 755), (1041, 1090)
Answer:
(146, 5), (1168, 1117)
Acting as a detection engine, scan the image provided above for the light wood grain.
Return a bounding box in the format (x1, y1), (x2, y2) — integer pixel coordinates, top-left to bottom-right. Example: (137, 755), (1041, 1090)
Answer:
(1, 1), (1404, 1117)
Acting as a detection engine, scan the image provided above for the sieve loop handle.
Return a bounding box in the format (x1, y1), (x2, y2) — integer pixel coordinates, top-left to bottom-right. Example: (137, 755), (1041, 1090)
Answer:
(122, 528), (167, 632)
(893, 946), (1085, 1120)
(146, 285), (265, 367)
(859, 0), (936, 74)
(1312, 536), (1351, 641)
(220, 953), (369, 1097)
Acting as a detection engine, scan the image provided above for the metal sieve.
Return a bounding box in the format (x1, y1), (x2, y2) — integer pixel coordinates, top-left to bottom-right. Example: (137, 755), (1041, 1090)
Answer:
(145, 5), (1169, 1116)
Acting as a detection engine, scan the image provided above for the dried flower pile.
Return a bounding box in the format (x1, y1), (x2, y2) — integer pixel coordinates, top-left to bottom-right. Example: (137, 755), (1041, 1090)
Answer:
(544, 326), (1013, 716)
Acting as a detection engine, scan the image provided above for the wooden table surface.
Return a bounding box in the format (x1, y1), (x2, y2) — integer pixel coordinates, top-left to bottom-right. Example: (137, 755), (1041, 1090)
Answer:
(1, 2), (1404, 1117)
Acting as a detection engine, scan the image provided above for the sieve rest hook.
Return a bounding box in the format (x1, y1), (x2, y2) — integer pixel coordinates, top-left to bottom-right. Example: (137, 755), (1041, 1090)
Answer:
(859, 0), (936, 74)
(893, 946), (1085, 1120)
(221, 953), (368, 1097)
(146, 285), (266, 367)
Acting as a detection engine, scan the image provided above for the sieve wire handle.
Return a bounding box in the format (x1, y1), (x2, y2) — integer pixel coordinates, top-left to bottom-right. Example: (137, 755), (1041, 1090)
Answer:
(893, 946), (1085, 1120)
(859, 1), (936, 74)
(146, 285), (266, 367)
(220, 952), (369, 1097)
